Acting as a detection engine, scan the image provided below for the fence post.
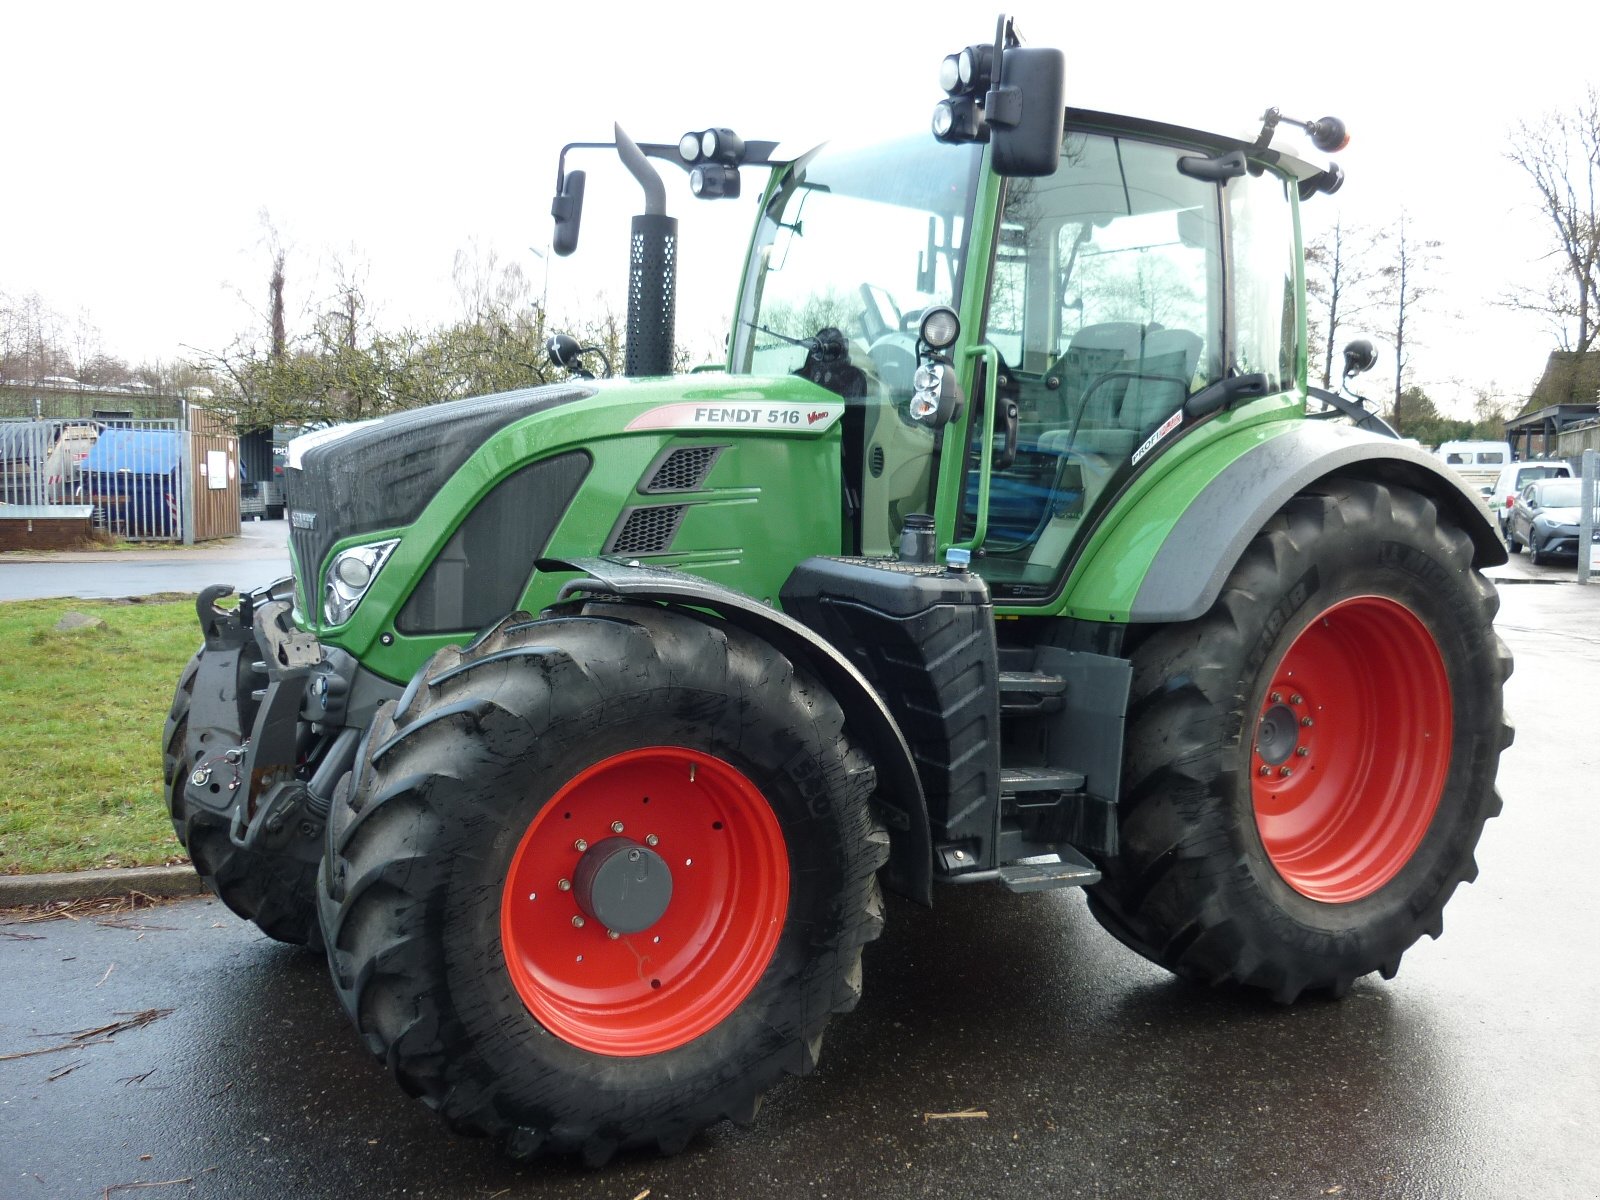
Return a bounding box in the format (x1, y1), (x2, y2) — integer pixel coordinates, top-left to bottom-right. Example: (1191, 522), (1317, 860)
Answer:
(179, 398), (195, 546)
(1579, 447), (1595, 585)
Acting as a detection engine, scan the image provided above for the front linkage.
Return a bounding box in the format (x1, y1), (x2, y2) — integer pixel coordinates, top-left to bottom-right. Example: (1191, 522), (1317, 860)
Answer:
(165, 581), (388, 945)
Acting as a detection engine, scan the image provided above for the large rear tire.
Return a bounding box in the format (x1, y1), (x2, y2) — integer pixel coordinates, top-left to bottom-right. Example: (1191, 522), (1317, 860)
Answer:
(318, 603), (888, 1162)
(162, 651), (321, 947)
(1088, 480), (1511, 1002)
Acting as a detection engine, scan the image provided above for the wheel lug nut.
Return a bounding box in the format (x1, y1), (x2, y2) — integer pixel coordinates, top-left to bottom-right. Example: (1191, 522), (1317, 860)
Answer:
(610, 821), (624, 834)
(607, 929), (620, 940)
(557, 878), (571, 892)
(571, 915), (585, 928)
(574, 839), (588, 852)
(1290, 693), (1303, 705)
(1270, 691), (1281, 703)
(1279, 766), (1293, 778)
(645, 834), (659, 847)
(1295, 747), (1309, 758)
(1300, 717), (1314, 728)
(1258, 765), (1271, 776)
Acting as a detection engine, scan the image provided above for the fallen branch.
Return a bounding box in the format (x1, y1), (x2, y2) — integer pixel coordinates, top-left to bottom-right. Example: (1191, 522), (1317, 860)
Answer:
(923, 1108), (990, 1123)
(0, 1008), (174, 1063)
(102, 1175), (195, 1199)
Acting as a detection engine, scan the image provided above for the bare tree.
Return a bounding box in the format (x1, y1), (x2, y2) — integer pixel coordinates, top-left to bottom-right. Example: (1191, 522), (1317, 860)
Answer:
(1506, 88), (1600, 356)
(1377, 213), (1441, 437)
(1306, 218), (1384, 388)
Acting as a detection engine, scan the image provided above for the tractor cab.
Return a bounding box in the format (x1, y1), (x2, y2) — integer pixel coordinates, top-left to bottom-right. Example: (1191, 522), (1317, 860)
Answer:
(727, 107), (1320, 606)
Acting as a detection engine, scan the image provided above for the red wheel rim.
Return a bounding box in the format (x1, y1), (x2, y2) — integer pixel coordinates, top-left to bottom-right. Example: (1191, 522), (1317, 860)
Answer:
(500, 747), (788, 1056)
(1250, 596), (1452, 903)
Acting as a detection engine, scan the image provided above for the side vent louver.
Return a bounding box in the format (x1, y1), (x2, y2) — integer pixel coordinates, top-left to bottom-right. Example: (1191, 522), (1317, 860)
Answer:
(641, 444), (724, 493)
(606, 505), (688, 555)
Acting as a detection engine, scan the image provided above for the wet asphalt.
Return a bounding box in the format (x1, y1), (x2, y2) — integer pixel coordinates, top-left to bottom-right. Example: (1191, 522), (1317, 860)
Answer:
(0, 518), (290, 601)
(3, 582), (1599, 1200)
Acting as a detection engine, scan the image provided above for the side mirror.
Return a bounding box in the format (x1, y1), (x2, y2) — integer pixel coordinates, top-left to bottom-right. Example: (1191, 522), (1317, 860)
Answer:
(546, 333), (584, 370)
(988, 47), (1064, 177)
(1342, 339), (1378, 377)
(551, 169), (586, 257)
(546, 333), (612, 380)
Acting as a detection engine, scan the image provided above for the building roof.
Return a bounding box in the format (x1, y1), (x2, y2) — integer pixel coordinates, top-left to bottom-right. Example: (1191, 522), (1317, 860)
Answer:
(1528, 351), (1600, 411)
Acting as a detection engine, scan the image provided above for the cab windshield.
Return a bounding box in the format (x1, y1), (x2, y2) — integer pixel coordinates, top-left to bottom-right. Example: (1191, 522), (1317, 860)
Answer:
(730, 136), (983, 554)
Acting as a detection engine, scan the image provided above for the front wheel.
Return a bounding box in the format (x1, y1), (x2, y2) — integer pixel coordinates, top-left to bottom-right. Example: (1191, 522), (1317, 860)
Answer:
(318, 603), (887, 1162)
(1089, 480), (1510, 1002)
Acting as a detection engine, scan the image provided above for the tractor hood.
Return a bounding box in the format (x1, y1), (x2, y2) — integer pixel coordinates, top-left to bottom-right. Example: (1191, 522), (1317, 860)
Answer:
(284, 382), (595, 598)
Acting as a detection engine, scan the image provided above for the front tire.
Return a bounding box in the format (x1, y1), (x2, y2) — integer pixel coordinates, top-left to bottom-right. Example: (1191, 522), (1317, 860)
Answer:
(1088, 480), (1510, 1002)
(318, 603), (887, 1162)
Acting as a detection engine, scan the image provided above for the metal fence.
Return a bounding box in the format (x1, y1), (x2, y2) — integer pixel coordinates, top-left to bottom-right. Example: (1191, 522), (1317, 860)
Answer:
(0, 416), (187, 541)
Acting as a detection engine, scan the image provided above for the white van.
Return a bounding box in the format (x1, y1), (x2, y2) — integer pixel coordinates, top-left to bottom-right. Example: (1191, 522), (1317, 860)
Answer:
(1436, 440), (1513, 502)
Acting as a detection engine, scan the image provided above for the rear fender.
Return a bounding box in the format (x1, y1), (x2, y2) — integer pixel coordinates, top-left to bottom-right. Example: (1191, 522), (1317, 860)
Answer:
(541, 556), (934, 905)
(1069, 421), (1506, 626)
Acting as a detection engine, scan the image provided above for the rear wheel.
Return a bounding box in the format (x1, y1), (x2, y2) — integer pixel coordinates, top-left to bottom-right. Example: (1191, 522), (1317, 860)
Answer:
(1089, 480), (1510, 1001)
(162, 651), (321, 946)
(318, 604), (887, 1162)
(1505, 524), (1521, 553)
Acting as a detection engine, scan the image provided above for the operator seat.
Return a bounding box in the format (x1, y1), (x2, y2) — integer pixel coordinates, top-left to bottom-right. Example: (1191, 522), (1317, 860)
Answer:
(1039, 322), (1198, 460)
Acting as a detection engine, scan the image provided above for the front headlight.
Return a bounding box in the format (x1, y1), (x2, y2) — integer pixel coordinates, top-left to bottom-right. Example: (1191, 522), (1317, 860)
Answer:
(323, 539), (399, 626)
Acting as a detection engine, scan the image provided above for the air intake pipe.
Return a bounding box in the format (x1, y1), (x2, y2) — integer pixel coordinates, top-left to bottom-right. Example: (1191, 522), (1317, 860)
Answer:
(615, 123), (677, 377)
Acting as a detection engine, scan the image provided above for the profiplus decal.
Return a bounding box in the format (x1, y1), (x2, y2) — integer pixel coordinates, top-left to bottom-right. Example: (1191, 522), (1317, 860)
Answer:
(1131, 410), (1185, 466)
(626, 401), (845, 433)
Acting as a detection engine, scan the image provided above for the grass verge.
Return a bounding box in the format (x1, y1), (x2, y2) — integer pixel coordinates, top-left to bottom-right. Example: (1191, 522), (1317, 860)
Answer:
(0, 597), (197, 873)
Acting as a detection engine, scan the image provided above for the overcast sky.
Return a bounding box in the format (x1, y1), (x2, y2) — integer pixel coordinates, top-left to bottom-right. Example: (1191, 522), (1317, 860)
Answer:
(4, 1), (1595, 414)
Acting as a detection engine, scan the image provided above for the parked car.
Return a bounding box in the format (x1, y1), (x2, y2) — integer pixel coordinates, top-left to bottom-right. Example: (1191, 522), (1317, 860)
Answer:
(1505, 477), (1600, 564)
(1489, 460), (1571, 532)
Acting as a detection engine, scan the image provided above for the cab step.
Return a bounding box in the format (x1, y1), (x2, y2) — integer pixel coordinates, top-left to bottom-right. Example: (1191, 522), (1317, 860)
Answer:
(1000, 765), (1085, 795)
(997, 847), (1101, 892)
(998, 670), (1068, 715)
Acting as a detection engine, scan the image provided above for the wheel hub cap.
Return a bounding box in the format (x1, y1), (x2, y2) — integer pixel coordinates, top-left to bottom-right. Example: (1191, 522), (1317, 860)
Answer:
(572, 837), (673, 934)
(1255, 703), (1301, 765)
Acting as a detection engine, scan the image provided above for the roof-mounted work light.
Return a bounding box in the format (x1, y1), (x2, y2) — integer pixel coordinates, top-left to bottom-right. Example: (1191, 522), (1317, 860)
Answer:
(934, 40), (998, 146)
(689, 164), (740, 200)
(679, 128), (745, 166)
(679, 128), (746, 200)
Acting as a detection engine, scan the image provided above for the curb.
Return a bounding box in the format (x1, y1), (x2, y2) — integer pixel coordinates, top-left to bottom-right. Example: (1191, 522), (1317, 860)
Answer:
(0, 865), (209, 907)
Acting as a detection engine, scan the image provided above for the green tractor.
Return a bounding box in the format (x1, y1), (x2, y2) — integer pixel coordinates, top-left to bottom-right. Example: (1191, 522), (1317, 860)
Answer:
(164, 18), (1509, 1164)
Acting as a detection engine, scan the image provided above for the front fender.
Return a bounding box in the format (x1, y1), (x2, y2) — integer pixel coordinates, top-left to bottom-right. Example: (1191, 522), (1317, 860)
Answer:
(540, 555), (934, 905)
